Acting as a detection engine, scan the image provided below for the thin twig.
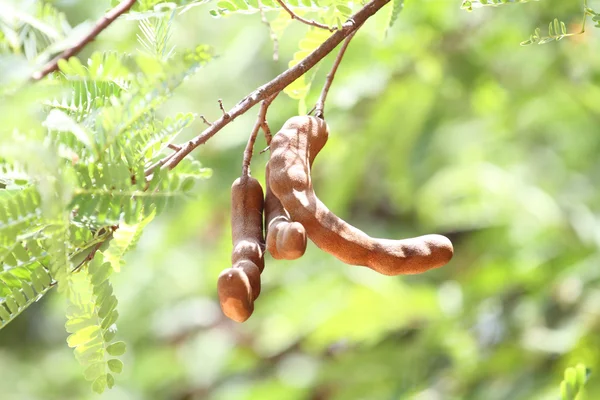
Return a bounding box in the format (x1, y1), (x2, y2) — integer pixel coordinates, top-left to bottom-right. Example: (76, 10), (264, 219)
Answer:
(260, 91), (279, 145)
(149, 0), (388, 175)
(168, 143), (181, 151)
(242, 93), (278, 176)
(200, 115), (212, 126)
(218, 99), (229, 118)
(49, 235), (110, 288)
(259, 0), (279, 61)
(313, 28), (358, 119)
(261, 119), (273, 145)
(31, 0), (137, 81)
(275, 0), (336, 32)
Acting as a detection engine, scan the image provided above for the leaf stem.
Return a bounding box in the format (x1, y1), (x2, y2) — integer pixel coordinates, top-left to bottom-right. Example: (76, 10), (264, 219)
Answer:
(275, 0), (336, 31)
(313, 28), (358, 119)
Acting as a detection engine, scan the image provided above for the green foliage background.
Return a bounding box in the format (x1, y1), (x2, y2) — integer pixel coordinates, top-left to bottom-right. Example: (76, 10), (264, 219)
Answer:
(1, 0), (600, 399)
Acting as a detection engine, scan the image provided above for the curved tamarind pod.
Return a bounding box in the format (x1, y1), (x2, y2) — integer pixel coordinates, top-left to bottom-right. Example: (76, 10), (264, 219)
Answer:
(217, 268), (253, 322)
(268, 116), (454, 276)
(265, 162), (307, 260)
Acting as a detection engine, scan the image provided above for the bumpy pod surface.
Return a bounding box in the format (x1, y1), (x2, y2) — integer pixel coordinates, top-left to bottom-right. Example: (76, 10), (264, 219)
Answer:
(265, 162), (307, 260)
(268, 116), (454, 276)
(218, 176), (265, 322)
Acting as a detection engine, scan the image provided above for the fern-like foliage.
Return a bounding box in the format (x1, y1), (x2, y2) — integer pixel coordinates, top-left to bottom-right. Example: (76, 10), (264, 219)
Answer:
(463, 0), (599, 46)
(0, 266), (53, 328)
(0, 0), (93, 65)
(111, 0), (210, 13)
(209, 0), (350, 24)
(137, 10), (176, 61)
(66, 257), (125, 394)
(0, 185), (57, 326)
(388, 0), (405, 29)
(520, 17), (585, 46)
(460, 0), (539, 12)
(0, 4), (214, 393)
(0, 187), (42, 242)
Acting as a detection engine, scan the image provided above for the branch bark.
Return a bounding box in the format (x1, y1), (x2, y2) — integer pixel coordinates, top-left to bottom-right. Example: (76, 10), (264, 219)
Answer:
(156, 0), (391, 174)
(31, 0), (137, 81)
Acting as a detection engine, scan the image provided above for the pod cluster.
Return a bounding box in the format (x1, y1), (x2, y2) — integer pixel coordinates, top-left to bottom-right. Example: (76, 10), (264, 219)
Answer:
(217, 116), (454, 322)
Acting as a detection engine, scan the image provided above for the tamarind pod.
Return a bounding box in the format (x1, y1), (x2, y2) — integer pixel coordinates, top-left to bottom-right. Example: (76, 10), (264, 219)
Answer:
(221, 175), (264, 322)
(265, 163), (307, 260)
(217, 268), (253, 322)
(268, 116), (454, 276)
(231, 175), (265, 272)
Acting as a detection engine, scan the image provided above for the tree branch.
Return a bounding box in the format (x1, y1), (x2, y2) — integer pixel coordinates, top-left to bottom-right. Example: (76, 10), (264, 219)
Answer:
(242, 93), (278, 176)
(275, 0), (336, 32)
(154, 0), (391, 174)
(31, 0), (137, 81)
(313, 28), (358, 119)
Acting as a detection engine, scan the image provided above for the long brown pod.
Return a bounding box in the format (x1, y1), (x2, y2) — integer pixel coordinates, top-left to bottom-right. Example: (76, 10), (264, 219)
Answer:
(218, 175), (265, 322)
(268, 116), (454, 276)
(265, 162), (307, 260)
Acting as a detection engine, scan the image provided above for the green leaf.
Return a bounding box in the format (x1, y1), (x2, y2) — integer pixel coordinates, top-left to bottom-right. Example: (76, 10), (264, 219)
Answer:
(67, 325), (102, 348)
(0, 305), (11, 321)
(92, 375), (107, 394)
(107, 359), (123, 374)
(101, 310), (119, 330)
(4, 296), (18, 314)
(106, 373), (115, 389)
(106, 341), (126, 356)
(10, 288), (27, 306)
(103, 326), (117, 342)
(84, 362), (106, 381)
(65, 317), (94, 334)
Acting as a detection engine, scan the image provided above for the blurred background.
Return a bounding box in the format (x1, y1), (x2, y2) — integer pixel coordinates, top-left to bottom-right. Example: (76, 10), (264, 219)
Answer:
(2, 0), (600, 399)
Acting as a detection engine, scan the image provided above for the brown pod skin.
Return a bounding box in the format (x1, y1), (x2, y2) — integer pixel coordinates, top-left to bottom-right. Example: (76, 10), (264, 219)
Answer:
(218, 176), (264, 323)
(234, 259), (261, 299)
(276, 221), (306, 260)
(230, 176), (264, 302)
(232, 240), (264, 273)
(217, 268), (253, 323)
(265, 163), (307, 260)
(231, 176), (265, 272)
(268, 116), (454, 276)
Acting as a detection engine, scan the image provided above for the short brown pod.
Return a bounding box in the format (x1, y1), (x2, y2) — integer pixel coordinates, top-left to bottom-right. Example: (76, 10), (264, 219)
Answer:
(264, 162), (307, 260)
(276, 221), (307, 260)
(217, 268), (253, 323)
